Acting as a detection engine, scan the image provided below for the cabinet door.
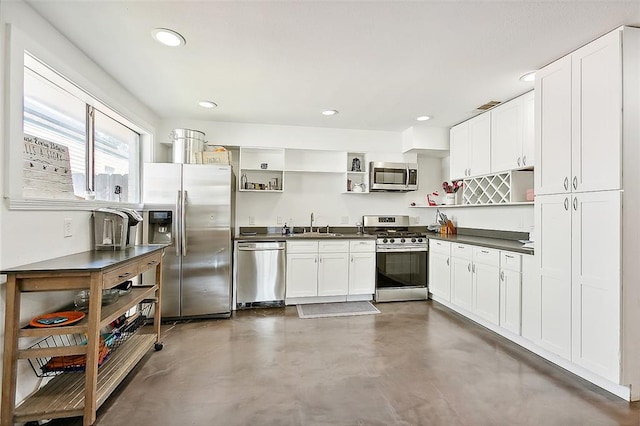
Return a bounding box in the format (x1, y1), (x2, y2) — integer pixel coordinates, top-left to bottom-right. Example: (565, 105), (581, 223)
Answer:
(429, 252), (451, 300)
(520, 254), (539, 342)
(468, 113), (491, 177)
(535, 194), (572, 359)
(535, 55), (572, 196)
(451, 256), (473, 311)
(521, 90), (535, 168)
(491, 97), (522, 173)
(285, 253), (318, 298)
(450, 122), (469, 181)
(571, 30), (622, 193)
(473, 263), (500, 325)
(500, 268), (522, 335)
(349, 252), (376, 295)
(571, 190), (621, 382)
(317, 253), (349, 296)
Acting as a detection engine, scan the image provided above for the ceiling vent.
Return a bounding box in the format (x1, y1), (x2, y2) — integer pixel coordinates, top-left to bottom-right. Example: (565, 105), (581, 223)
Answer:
(475, 100), (501, 111)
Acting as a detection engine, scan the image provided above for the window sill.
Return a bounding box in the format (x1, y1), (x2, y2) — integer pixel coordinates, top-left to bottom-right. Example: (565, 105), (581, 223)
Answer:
(5, 197), (143, 211)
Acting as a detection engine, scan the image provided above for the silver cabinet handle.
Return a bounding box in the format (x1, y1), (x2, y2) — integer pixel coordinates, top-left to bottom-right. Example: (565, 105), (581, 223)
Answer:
(573, 176), (578, 190)
(523, 156), (527, 165)
(472, 264), (476, 273)
(315, 256), (317, 263)
(564, 197), (569, 211)
(351, 256), (354, 262)
(517, 157), (521, 167)
(446, 258), (450, 266)
(505, 254), (514, 259)
(500, 271), (505, 281)
(481, 250), (489, 254)
(467, 263), (471, 272)
(573, 197), (578, 211)
(564, 177), (569, 191)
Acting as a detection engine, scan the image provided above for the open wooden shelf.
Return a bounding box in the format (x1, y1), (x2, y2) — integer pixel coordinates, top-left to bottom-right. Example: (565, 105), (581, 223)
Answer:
(14, 334), (156, 422)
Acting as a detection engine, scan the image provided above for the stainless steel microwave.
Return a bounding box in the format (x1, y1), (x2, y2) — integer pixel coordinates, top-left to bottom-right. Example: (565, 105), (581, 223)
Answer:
(369, 162), (418, 192)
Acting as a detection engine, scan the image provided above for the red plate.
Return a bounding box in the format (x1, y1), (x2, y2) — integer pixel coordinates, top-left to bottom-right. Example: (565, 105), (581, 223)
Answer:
(29, 311), (86, 328)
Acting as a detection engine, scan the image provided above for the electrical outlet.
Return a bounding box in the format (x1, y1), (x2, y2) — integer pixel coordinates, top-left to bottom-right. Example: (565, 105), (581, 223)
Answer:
(341, 216), (349, 224)
(276, 216), (283, 225)
(414, 216), (420, 224)
(63, 218), (72, 237)
(248, 216), (255, 225)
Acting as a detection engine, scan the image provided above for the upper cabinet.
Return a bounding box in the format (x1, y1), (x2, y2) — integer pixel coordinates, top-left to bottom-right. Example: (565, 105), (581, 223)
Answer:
(491, 91), (535, 173)
(535, 29), (622, 196)
(450, 91), (533, 182)
(450, 113), (491, 181)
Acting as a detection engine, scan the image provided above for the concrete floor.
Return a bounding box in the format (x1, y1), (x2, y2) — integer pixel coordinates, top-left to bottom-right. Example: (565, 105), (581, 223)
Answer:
(49, 301), (639, 425)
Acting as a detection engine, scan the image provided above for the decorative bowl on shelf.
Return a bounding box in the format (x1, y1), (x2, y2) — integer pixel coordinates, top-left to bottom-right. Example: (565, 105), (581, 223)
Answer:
(74, 289), (120, 310)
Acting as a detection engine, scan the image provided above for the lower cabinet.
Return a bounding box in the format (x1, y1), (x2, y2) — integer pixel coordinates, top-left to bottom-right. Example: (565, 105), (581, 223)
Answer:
(472, 247), (500, 325)
(286, 239), (375, 302)
(428, 240), (451, 300)
(500, 252), (523, 335)
(450, 244), (473, 311)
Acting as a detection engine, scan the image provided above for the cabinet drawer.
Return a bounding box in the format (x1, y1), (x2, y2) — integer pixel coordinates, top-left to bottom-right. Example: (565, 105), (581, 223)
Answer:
(349, 240), (375, 253)
(472, 247), (500, 267)
(500, 251), (522, 272)
(429, 239), (451, 255)
(451, 243), (472, 260)
(319, 240), (350, 253)
(287, 241), (319, 253)
(139, 252), (162, 274)
(103, 262), (138, 289)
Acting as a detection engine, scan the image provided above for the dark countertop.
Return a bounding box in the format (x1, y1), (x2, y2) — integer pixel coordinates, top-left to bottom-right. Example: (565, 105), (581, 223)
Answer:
(426, 232), (533, 255)
(235, 233), (376, 242)
(1, 245), (167, 274)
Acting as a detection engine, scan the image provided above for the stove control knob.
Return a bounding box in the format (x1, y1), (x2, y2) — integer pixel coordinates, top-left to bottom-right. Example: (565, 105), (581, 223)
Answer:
(382, 238), (388, 243)
(417, 238), (423, 242)
(389, 238), (395, 243)
(411, 238), (416, 243)
(401, 238), (406, 243)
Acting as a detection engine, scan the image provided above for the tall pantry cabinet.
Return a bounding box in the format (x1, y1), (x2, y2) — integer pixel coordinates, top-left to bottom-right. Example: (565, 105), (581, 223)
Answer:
(532, 26), (640, 398)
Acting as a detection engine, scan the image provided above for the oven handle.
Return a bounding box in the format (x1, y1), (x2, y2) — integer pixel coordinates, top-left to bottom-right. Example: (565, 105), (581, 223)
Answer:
(376, 248), (428, 253)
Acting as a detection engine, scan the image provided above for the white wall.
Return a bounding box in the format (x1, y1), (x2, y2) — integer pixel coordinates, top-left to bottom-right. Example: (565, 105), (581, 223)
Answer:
(0, 0), (160, 409)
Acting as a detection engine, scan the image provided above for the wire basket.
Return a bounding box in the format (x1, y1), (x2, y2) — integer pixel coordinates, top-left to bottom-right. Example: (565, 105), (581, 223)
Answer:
(27, 306), (150, 378)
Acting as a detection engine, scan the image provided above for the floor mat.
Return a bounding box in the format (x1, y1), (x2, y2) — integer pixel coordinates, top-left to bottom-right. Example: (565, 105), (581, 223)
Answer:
(296, 301), (380, 319)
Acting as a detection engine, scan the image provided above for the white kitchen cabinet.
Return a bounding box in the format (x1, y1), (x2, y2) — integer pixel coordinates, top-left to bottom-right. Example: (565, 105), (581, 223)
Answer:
(491, 91), (535, 173)
(348, 240), (376, 295)
(536, 29), (622, 196)
(428, 240), (451, 300)
(318, 252), (349, 296)
(449, 114), (491, 181)
(449, 122), (469, 181)
(472, 247), (500, 325)
(571, 190), (621, 382)
(500, 252), (522, 335)
(450, 244), (473, 311)
(535, 193), (572, 359)
(285, 253), (318, 298)
(286, 239), (374, 302)
(520, 254), (539, 342)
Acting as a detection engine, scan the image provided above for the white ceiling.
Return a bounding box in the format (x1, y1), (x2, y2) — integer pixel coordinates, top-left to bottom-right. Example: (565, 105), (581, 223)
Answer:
(24, 1), (640, 133)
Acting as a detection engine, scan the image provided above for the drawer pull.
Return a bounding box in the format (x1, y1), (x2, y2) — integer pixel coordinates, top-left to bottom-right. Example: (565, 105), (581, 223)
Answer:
(481, 250), (490, 254)
(118, 272), (132, 279)
(504, 255), (514, 259)
(147, 260), (158, 266)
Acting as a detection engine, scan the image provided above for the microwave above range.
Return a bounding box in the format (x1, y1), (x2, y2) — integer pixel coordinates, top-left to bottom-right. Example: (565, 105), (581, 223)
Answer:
(369, 161), (418, 192)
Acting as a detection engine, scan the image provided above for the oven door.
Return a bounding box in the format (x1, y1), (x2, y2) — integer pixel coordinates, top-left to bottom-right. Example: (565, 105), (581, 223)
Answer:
(375, 249), (428, 301)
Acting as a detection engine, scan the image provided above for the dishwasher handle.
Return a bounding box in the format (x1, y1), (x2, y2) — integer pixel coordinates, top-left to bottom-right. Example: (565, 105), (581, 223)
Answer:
(238, 242), (285, 251)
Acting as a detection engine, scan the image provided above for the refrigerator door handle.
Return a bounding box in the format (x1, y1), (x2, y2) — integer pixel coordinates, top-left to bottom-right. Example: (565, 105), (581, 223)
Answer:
(176, 190), (181, 257)
(182, 190), (188, 256)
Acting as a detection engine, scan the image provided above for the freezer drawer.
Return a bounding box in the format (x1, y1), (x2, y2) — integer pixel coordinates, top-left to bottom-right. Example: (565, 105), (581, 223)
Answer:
(236, 242), (286, 305)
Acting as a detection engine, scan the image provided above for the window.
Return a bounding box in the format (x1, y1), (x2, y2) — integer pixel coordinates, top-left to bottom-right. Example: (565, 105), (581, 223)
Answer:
(22, 53), (141, 203)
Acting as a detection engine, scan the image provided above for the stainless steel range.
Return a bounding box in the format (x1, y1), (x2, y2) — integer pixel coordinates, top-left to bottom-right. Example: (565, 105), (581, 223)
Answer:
(363, 215), (428, 302)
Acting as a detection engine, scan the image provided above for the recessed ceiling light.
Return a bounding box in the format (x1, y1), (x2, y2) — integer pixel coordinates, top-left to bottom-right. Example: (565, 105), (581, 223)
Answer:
(151, 28), (186, 47)
(198, 100), (217, 109)
(322, 110), (339, 116)
(416, 115), (431, 121)
(519, 71), (536, 83)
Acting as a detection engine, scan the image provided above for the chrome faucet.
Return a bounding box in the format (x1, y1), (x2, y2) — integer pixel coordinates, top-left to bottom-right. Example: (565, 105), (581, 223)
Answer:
(309, 212), (315, 233)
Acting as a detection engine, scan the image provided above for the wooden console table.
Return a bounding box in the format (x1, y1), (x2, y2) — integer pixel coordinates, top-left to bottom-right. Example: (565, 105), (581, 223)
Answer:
(1, 245), (165, 426)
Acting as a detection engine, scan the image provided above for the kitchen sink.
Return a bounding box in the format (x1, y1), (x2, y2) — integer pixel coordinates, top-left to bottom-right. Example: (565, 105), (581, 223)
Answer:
(288, 232), (344, 238)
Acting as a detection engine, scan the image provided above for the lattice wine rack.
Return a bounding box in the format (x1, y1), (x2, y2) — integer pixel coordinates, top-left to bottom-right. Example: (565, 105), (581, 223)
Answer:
(462, 171), (533, 205)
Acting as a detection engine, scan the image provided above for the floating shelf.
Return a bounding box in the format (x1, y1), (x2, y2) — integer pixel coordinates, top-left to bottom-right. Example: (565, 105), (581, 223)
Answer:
(409, 202), (534, 208)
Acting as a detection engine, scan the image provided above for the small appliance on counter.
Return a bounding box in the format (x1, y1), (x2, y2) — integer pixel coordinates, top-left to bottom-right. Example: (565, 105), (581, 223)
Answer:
(93, 207), (143, 250)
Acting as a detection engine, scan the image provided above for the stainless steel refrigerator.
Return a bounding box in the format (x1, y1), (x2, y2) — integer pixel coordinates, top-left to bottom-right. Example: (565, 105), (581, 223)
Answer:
(142, 163), (234, 318)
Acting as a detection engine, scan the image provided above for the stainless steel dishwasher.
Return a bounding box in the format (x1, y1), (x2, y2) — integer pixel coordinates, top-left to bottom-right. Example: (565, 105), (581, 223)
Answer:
(236, 241), (286, 307)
